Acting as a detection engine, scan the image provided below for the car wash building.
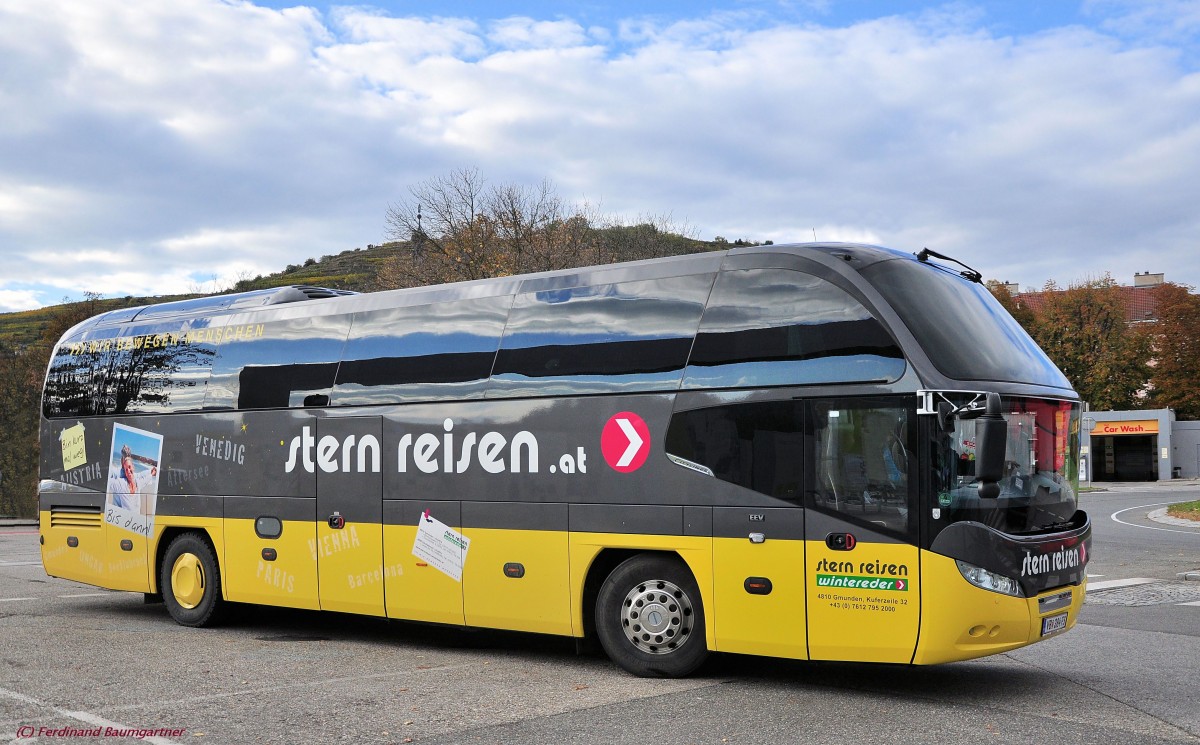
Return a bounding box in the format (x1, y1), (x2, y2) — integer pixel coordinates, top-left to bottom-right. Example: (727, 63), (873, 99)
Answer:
(1081, 409), (1174, 482)
(1080, 408), (1200, 482)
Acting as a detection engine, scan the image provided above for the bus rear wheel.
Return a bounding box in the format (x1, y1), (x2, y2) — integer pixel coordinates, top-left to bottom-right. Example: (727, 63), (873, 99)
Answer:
(161, 533), (224, 627)
(595, 554), (707, 678)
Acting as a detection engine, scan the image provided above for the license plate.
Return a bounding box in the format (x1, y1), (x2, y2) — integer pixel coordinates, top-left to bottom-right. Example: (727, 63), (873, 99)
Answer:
(1041, 612), (1068, 636)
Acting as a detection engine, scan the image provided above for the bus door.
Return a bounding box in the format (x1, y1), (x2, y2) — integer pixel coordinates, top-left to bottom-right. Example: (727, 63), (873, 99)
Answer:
(665, 400), (810, 659)
(713, 506), (808, 660)
(315, 416), (385, 617)
(805, 400), (920, 663)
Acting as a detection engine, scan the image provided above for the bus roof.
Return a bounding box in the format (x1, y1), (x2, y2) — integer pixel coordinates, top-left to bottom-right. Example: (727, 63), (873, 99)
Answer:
(70, 242), (916, 332)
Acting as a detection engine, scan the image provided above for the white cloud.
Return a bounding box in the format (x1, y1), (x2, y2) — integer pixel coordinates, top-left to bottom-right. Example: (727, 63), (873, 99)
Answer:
(488, 17), (590, 49)
(1086, 0), (1200, 43)
(0, 290), (44, 313)
(1, 0), (1199, 310)
(0, 181), (86, 229)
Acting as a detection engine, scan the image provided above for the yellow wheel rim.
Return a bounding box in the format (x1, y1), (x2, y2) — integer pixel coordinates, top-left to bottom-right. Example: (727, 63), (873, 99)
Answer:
(171, 552), (205, 610)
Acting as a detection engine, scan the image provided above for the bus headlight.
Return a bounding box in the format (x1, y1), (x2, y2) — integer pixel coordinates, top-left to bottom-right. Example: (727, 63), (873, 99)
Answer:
(955, 560), (1023, 597)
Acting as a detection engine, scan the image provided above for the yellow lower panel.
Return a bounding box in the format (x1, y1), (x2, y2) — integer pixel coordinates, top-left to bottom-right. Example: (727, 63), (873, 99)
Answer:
(806, 540), (920, 663)
(103, 522), (151, 593)
(712, 537), (807, 659)
(912, 551), (1033, 664)
(462, 528), (571, 635)
(384, 523), (464, 625)
(40, 511), (105, 588)
(223, 518), (319, 610)
(317, 522), (385, 617)
(569, 533), (714, 646)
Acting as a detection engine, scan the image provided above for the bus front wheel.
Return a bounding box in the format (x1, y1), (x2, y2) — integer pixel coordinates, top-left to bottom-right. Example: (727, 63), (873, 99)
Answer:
(160, 533), (224, 627)
(595, 554), (708, 677)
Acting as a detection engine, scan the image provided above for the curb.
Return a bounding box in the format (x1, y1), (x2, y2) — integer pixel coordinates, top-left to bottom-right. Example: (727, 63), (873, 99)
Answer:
(1148, 508), (1200, 528)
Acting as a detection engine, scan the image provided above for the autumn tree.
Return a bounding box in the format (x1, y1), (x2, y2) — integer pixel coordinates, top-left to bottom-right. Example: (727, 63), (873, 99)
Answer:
(1031, 275), (1151, 410)
(1148, 282), (1200, 419)
(985, 280), (1036, 331)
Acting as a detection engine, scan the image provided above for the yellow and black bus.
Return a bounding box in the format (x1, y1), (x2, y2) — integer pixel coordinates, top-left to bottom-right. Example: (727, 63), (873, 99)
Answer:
(38, 243), (1089, 677)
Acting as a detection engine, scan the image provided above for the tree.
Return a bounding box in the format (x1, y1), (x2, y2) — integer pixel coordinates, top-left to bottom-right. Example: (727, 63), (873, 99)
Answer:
(1031, 275), (1151, 411)
(380, 167), (509, 287)
(1148, 282), (1200, 419)
(985, 280), (1036, 331)
(0, 293), (104, 518)
(0, 341), (39, 517)
(378, 169), (707, 289)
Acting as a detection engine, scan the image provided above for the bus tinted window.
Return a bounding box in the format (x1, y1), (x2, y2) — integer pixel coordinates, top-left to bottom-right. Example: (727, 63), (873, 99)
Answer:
(665, 401), (804, 500)
(683, 269), (905, 389)
(107, 318), (223, 414)
(204, 313), (350, 410)
(43, 327), (122, 418)
(489, 275), (712, 396)
(331, 296), (509, 406)
(861, 259), (1072, 388)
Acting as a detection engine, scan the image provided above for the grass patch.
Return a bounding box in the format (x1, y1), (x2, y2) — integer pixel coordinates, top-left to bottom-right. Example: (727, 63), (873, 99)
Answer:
(1167, 500), (1200, 522)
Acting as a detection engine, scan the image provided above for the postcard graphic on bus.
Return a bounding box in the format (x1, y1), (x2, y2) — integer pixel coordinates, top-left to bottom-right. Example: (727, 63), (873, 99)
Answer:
(104, 423), (163, 537)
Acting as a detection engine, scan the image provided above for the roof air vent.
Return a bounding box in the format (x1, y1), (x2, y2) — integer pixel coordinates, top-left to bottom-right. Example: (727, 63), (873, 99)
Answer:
(264, 286), (359, 305)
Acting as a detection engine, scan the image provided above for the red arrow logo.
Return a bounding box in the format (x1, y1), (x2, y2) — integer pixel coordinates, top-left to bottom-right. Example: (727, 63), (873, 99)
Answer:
(601, 412), (651, 473)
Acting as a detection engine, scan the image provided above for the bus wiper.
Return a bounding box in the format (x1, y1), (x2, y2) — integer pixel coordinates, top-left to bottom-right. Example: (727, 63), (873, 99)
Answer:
(915, 248), (983, 283)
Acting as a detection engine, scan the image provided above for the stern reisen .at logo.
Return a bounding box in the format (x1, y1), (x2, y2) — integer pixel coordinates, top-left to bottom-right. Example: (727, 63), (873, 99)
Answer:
(283, 419), (592, 476)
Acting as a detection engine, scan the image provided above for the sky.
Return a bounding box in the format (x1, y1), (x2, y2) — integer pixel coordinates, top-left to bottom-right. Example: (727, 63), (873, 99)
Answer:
(2, 0), (1199, 312)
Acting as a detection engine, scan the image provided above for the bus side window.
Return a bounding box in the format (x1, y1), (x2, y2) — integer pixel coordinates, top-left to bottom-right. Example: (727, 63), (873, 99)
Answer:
(665, 402), (804, 501)
(489, 275), (711, 397)
(43, 327), (123, 418)
(331, 296), (509, 406)
(204, 311), (351, 411)
(809, 402), (915, 538)
(108, 317), (224, 414)
(683, 269), (905, 390)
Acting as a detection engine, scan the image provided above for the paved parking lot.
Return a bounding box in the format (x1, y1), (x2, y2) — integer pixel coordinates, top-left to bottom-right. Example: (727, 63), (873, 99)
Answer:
(2, 509), (1199, 744)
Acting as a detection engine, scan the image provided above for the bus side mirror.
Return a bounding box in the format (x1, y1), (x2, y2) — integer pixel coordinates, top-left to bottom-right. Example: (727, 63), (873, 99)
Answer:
(975, 392), (1005, 499)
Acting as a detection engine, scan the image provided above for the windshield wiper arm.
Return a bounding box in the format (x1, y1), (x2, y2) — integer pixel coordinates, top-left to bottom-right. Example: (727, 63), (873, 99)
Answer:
(915, 248), (983, 283)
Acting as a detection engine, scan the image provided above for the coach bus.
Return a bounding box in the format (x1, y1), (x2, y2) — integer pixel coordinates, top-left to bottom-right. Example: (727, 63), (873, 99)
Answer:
(38, 243), (1089, 677)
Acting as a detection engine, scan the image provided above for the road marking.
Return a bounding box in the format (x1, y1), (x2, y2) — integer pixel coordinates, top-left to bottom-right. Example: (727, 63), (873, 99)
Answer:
(57, 593), (112, 598)
(0, 686), (184, 745)
(1179, 601), (1200, 607)
(0, 597), (36, 603)
(0, 561), (42, 567)
(1086, 577), (1159, 591)
(1111, 502), (1200, 535)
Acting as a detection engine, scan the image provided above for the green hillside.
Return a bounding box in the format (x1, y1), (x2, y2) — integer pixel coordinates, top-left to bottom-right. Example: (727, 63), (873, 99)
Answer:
(0, 242), (408, 348)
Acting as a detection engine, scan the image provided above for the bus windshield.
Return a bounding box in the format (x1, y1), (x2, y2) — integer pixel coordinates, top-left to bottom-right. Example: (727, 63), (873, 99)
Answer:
(862, 258), (1072, 389)
(928, 395), (1081, 537)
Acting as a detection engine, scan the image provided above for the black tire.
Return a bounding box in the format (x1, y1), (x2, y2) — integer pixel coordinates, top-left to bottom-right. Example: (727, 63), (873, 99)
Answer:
(160, 533), (225, 627)
(595, 554), (708, 678)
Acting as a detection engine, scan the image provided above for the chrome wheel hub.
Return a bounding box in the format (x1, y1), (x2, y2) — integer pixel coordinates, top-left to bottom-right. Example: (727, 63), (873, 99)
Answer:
(620, 579), (694, 655)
